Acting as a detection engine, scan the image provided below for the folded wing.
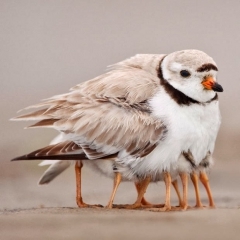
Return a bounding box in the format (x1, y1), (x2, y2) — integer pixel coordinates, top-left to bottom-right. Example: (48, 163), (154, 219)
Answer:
(12, 58), (166, 162)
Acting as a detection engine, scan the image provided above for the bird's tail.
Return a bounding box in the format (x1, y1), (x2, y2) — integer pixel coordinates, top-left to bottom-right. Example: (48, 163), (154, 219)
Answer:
(38, 160), (72, 185)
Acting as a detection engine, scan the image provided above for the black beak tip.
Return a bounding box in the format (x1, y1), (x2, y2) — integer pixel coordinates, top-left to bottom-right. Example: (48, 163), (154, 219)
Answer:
(213, 83), (223, 92)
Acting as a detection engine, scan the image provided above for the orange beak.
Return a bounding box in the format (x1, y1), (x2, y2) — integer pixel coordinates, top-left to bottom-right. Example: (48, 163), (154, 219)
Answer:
(202, 76), (223, 92)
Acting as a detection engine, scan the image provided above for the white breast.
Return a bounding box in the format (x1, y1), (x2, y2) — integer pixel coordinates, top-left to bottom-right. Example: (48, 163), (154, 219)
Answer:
(127, 89), (221, 177)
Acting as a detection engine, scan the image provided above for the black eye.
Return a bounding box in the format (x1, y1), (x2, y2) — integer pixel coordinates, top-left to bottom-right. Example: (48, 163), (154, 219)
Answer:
(180, 70), (191, 78)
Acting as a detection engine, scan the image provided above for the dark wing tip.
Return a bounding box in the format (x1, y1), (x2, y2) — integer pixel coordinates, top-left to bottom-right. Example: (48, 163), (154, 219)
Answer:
(10, 154), (81, 161)
(11, 155), (29, 161)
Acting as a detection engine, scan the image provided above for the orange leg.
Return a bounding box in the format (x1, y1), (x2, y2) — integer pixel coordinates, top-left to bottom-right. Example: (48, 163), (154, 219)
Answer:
(172, 179), (183, 207)
(141, 179), (183, 209)
(160, 172), (172, 211)
(163, 172), (172, 210)
(179, 172), (188, 210)
(135, 181), (152, 206)
(199, 171), (215, 208)
(106, 172), (122, 208)
(114, 176), (151, 209)
(135, 179), (164, 207)
(150, 172), (172, 212)
(190, 172), (203, 208)
(134, 178), (184, 209)
(135, 178), (184, 209)
(75, 161), (102, 208)
(130, 176), (151, 208)
(75, 161), (87, 207)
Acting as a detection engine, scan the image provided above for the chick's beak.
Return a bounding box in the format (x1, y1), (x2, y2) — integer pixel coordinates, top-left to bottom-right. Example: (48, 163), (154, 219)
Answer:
(202, 76), (223, 92)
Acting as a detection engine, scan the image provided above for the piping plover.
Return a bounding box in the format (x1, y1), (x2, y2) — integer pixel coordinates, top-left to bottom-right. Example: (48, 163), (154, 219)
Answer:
(12, 50), (223, 211)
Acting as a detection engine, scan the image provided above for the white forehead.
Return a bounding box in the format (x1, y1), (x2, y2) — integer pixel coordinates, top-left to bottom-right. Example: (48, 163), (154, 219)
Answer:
(169, 62), (183, 72)
(165, 49), (217, 71)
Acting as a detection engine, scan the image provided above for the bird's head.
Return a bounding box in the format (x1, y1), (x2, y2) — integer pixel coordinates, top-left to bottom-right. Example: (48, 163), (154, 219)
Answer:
(160, 49), (223, 103)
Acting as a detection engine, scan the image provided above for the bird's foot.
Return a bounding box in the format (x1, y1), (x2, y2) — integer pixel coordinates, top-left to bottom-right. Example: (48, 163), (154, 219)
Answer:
(140, 203), (165, 208)
(148, 204), (171, 212)
(192, 203), (215, 209)
(87, 204), (104, 208)
(209, 203), (216, 209)
(169, 205), (191, 211)
(115, 203), (141, 209)
(111, 203), (143, 209)
(192, 204), (206, 209)
(76, 201), (103, 208)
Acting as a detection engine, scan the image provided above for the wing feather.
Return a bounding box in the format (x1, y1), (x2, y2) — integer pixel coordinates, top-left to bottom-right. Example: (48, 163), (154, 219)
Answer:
(12, 55), (167, 160)
(11, 141), (118, 161)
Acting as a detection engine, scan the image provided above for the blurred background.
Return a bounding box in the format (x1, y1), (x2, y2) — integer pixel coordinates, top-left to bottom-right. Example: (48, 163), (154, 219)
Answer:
(1, 0), (240, 211)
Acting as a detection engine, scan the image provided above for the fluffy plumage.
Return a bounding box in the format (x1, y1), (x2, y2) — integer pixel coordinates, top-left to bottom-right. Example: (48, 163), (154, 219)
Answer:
(11, 49), (223, 210)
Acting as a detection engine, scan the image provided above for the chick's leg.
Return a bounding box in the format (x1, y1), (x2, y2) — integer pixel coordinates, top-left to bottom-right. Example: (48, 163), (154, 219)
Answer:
(75, 161), (102, 208)
(106, 172), (122, 208)
(114, 176), (151, 209)
(199, 171), (215, 208)
(179, 172), (188, 210)
(75, 161), (87, 207)
(150, 172), (172, 212)
(135, 181), (152, 206)
(171, 179), (183, 207)
(135, 179), (165, 207)
(131, 176), (151, 208)
(190, 171), (204, 208)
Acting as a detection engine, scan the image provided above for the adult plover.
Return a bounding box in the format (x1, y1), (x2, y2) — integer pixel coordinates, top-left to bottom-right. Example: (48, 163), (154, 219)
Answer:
(11, 50), (223, 211)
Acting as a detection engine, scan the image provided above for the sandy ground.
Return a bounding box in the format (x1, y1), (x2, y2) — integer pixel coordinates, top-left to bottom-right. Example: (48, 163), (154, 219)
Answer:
(1, 208), (240, 240)
(1, 157), (240, 240)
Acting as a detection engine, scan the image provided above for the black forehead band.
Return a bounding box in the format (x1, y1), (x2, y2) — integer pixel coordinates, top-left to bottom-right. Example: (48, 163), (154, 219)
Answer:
(196, 63), (218, 72)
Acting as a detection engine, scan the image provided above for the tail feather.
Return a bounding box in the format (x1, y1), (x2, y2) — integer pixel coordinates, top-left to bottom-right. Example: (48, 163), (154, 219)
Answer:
(38, 160), (71, 184)
(39, 160), (61, 166)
